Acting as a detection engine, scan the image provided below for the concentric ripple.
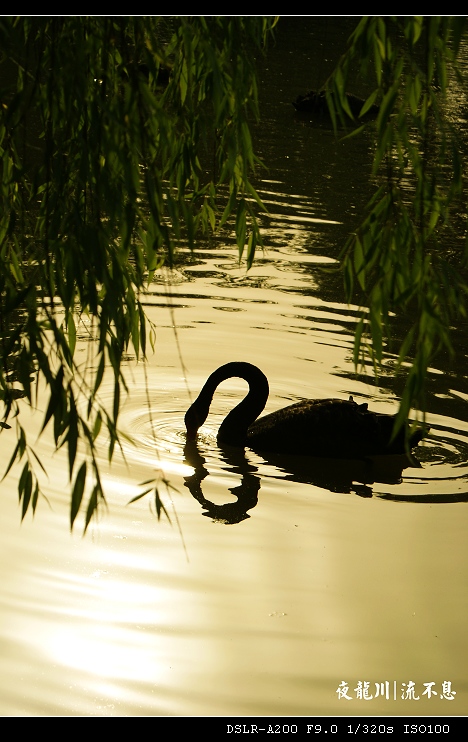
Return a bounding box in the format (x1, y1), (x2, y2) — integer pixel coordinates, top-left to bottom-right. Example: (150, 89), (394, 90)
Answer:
(108, 379), (468, 506)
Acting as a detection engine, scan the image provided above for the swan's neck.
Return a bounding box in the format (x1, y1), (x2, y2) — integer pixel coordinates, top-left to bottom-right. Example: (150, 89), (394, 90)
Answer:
(185, 362), (269, 446)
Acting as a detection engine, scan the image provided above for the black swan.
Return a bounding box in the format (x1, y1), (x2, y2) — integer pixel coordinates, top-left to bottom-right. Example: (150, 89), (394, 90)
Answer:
(292, 90), (379, 119)
(184, 362), (426, 458)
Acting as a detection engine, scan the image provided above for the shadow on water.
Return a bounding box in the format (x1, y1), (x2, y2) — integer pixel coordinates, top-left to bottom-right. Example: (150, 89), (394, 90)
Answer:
(183, 441), (261, 524)
(183, 438), (445, 524)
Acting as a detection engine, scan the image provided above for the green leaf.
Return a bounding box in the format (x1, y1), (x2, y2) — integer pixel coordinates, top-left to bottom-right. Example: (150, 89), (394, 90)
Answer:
(246, 230), (257, 270)
(70, 462), (87, 529)
(67, 314), (76, 358)
(127, 488), (153, 504)
(84, 485), (98, 532)
(179, 58), (188, 104)
(235, 199), (247, 259)
(154, 487), (171, 522)
(360, 90), (379, 117)
(20, 465), (33, 521)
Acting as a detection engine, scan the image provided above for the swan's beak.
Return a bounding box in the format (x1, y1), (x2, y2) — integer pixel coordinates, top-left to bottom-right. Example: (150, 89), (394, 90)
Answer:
(185, 426), (198, 441)
(184, 406), (200, 441)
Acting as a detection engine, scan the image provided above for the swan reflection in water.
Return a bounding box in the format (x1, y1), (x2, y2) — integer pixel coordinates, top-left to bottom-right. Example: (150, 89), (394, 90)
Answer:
(183, 362), (427, 522)
(183, 441), (261, 524)
(183, 440), (420, 524)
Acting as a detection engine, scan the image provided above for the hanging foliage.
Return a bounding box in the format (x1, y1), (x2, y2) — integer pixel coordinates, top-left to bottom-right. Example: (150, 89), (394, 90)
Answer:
(326, 16), (468, 428)
(0, 16), (277, 528)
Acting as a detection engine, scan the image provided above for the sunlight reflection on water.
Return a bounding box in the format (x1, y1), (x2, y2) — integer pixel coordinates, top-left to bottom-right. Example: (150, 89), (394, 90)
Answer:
(3, 228), (468, 716)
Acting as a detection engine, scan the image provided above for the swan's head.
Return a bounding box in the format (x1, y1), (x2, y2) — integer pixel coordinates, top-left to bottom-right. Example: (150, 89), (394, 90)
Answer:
(184, 403), (204, 441)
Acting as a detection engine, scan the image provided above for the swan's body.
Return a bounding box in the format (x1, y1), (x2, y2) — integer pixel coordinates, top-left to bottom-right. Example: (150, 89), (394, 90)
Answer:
(184, 362), (425, 458)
